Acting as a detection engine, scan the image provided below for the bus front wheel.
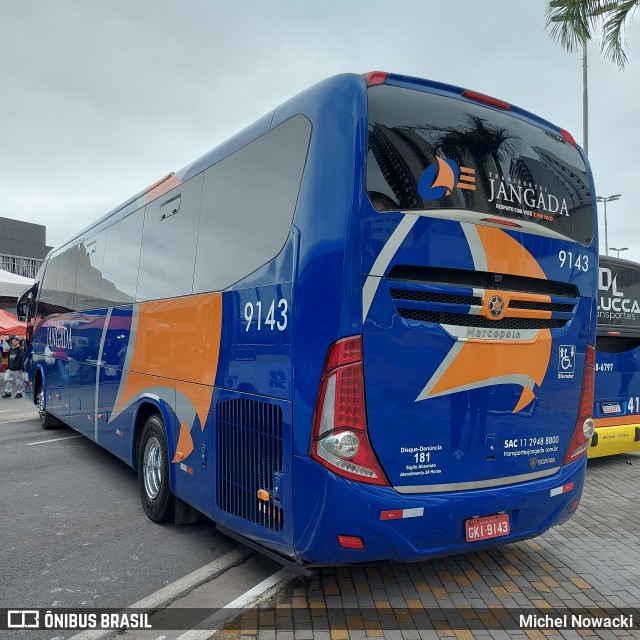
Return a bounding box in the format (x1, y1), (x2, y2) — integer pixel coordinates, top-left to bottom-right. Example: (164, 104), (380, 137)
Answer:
(138, 414), (175, 523)
(36, 382), (57, 430)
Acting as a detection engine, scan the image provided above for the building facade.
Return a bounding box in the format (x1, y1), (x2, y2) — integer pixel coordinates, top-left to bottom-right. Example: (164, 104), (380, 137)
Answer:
(0, 217), (52, 279)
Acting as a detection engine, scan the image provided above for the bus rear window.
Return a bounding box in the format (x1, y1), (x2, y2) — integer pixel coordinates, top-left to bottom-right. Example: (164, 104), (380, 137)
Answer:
(366, 84), (593, 245)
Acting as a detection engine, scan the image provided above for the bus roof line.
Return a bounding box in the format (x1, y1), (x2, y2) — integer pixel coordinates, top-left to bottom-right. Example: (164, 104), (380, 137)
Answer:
(52, 109), (278, 255)
(383, 72), (572, 143)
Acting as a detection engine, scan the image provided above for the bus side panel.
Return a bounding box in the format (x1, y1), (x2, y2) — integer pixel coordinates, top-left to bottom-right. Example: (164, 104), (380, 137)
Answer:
(208, 285), (294, 552)
(171, 383), (214, 516)
(99, 402), (141, 466)
(89, 291), (296, 552)
(280, 75), (368, 459)
(218, 284), (292, 400)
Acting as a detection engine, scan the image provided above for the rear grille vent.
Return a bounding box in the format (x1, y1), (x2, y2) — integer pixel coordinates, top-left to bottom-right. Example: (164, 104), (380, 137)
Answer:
(509, 300), (575, 313)
(390, 289), (482, 306)
(398, 309), (566, 330)
(389, 265), (578, 298)
(216, 398), (283, 532)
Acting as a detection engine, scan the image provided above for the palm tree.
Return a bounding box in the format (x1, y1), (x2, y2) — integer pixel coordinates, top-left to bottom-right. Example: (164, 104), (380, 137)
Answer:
(546, 0), (638, 68)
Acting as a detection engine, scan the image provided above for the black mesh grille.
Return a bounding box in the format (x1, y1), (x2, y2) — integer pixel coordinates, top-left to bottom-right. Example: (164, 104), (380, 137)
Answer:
(509, 300), (575, 313)
(390, 289), (482, 306)
(216, 398), (284, 532)
(398, 309), (566, 329)
(388, 265), (578, 298)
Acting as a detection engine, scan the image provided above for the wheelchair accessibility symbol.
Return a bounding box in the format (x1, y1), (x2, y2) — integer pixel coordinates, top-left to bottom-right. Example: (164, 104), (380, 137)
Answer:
(558, 345), (576, 378)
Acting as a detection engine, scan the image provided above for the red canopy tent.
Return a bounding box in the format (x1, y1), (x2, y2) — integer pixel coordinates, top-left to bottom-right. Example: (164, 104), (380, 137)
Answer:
(0, 309), (27, 337)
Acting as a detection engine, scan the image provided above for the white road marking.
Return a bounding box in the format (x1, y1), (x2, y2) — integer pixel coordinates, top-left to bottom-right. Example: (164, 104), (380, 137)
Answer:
(174, 568), (290, 639)
(68, 547), (254, 640)
(25, 435), (83, 446)
(0, 416), (39, 424)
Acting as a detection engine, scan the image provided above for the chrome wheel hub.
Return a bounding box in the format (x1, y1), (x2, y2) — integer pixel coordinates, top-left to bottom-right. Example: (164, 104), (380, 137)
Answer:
(143, 436), (163, 500)
(37, 389), (45, 420)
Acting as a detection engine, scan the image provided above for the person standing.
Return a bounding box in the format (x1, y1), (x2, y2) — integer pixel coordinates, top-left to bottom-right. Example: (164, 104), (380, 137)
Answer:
(3, 336), (25, 398)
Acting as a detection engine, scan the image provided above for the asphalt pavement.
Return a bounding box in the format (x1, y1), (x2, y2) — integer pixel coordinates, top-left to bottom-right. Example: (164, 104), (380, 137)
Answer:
(0, 397), (280, 640)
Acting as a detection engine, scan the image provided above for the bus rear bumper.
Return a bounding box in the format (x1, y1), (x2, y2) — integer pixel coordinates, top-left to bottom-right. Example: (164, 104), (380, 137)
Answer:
(293, 456), (586, 565)
(588, 423), (640, 459)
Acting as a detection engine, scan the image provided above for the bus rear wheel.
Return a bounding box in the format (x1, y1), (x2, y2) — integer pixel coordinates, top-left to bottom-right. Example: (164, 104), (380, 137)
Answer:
(36, 382), (57, 430)
(138, 414), (175, 523)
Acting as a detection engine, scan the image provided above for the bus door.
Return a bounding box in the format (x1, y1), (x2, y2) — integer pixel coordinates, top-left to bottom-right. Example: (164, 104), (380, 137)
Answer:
(67, 313), (109, 438)
(41, 323), (70, 423)
(362, 80), (595, 493)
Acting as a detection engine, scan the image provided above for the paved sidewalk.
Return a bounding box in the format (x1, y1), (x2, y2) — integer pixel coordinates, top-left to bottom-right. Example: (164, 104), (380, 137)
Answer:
(217, 452), (640, 639)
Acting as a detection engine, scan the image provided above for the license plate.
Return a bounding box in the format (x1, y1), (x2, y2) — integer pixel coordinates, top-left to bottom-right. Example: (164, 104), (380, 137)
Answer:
(601, 402), (622, 415)
(465, 513), (510, 542)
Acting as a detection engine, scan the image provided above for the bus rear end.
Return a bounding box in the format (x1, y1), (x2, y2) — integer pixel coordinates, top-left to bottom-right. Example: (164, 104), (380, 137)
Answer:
(301, 73), (597, 565)
(590, 256), (640, 458)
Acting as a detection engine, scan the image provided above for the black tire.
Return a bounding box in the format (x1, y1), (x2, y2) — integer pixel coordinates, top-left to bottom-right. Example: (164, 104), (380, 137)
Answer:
(138, 414), (175, 523)
(36, 381), (57, 430)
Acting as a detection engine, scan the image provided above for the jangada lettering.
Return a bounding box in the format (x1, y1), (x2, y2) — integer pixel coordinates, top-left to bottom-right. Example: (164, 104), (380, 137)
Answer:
(488, 179), (569, 217)
(46, 325), (72, 349)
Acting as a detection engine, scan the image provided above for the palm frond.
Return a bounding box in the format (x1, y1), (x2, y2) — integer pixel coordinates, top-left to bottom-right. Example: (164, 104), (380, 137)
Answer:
(600, 0), (638, 67)
(546, 0), (638, 68)
(546, 0), (601, 50)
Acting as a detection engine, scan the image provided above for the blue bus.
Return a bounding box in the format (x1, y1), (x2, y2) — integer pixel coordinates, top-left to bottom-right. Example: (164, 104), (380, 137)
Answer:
(17, 72), (598, 568)
(590, 255), (640, 458)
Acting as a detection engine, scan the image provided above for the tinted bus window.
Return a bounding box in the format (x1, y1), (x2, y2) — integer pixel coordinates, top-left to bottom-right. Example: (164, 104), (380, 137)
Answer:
(366, 84), (593, 244)
(55, 246), (81, 313)
(73, 233), (107, 311)
(37, 256), (60, 318)
(136, 174), (203, 301)
(193, 115), (311, 293)
(100, 208), (144, 305)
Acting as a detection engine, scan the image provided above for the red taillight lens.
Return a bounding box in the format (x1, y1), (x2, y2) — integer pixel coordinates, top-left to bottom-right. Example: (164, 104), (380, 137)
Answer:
(563, 344), (595, 465)
(462, 90), (511, 111)
(324, 335), (362, 372)
(560, 128), (578, 148)
(481, 217), (522, 228)
(311, 336), (388, 486)
(364, 71), (389, 87)
(337, 534), (365, 550)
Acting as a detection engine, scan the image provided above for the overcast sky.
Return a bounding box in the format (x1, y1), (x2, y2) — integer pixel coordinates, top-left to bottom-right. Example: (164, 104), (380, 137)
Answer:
(2, 1), (639, 262)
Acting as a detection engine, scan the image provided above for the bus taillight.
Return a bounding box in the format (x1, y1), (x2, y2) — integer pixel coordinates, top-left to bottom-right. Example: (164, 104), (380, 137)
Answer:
(560, 128), (578, 148)
(462, 89), (511, 111)
(311, 336), (389, 486)
(563, 344), (596, 464)
(364, 71), (389, 87)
